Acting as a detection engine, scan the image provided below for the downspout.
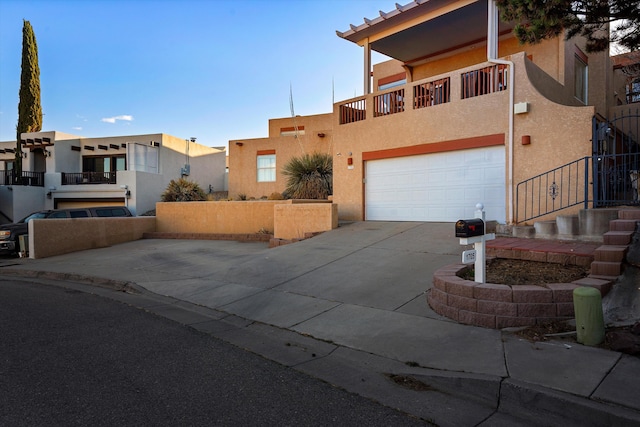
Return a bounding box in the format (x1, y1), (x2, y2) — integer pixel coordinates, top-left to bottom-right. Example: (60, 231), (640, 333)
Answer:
(487, 0), (515, 224)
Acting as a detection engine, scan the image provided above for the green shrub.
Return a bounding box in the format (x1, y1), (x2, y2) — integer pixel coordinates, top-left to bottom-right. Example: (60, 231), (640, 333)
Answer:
(161, 178), (206, 202)
(282, 152), (332, 199)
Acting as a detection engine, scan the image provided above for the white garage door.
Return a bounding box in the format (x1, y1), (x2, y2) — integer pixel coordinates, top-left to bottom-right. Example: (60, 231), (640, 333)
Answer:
(365, 146), (505, 222)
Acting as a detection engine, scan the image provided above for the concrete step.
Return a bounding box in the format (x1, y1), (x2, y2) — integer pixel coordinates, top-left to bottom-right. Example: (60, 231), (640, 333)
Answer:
(512, 225), (535, 238)
(556, 215), (579, 237)
(603, 230), (634, 245)
(594, 245), (628, 262)
(618, 209), (640, 220)
(610, 219), (639, 232)
(573, 276), (614, 296)
(590, 261), (623, 277)
(533, 220), (557, 238)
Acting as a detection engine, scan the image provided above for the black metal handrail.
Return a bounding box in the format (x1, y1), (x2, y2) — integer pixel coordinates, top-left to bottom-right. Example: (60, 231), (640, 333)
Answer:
(61, 172), (116, 185)
(0, 170), (45, 187)
(516, 157), (590, 223)
(516, 154), (639, 223)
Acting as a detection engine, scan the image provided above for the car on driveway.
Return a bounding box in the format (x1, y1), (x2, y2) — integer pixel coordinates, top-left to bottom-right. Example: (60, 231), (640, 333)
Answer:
(0, 206), (133, 256)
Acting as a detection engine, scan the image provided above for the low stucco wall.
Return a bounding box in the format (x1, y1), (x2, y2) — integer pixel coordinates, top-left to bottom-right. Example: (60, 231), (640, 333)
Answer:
(29, 217), (156, 259)
(274, 203), (338, 240)
(156, 200), (288, 234)
(156, 200), (337, 239)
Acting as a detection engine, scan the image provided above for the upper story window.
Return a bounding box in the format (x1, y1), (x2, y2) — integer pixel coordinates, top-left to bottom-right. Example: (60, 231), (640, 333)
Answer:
(377, 72), (406, 91)
(280, 126), (305, 137)
(626, 78), (640, 104)
(257, 151), (276, 182)
(127, 143), (158, 174)
(574, 48), (588, 104)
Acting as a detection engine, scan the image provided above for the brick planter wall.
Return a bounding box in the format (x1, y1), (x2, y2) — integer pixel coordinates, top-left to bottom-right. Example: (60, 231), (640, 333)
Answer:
(428, 264), (582, 329)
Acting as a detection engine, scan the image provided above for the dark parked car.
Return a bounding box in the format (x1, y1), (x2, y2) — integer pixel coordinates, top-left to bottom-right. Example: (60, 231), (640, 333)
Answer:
(0, 206), (133, 255)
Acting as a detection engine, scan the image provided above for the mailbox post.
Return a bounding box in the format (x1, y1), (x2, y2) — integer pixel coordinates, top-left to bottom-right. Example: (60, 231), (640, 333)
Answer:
(456, 203), (495, 283)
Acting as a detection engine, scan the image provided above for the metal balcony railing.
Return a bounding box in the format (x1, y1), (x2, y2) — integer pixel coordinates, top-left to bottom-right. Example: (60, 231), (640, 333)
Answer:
(0, 170), (44, 186)
(61, 171), (116, 185)
(337, 62), (504, 125)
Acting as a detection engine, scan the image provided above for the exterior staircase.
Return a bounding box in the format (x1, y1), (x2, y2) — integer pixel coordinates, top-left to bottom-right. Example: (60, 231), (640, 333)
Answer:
(502, 208), (640, 296)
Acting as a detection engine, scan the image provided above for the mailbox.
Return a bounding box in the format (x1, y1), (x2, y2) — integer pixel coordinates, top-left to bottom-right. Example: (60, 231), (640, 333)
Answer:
(455, 219), (484, 238)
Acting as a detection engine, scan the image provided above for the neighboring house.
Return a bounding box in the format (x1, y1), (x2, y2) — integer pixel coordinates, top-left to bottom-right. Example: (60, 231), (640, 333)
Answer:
(0, 131), (226, 222)
(229, 0), (639, 225)
(228, 113), (334, 199)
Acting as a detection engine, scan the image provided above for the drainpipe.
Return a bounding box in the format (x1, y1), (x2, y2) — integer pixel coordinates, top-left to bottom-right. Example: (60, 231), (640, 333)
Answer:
(487, 0), (515, 224)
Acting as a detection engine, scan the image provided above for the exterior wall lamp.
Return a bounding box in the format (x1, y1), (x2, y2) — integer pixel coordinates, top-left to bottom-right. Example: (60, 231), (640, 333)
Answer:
(43, 149), (51, 157)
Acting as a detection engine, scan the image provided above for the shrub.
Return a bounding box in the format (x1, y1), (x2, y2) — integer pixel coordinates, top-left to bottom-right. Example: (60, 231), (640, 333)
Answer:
(282, 152), (332, 199)
(161, 178), (206, 202)
(236, 193), (247, 201)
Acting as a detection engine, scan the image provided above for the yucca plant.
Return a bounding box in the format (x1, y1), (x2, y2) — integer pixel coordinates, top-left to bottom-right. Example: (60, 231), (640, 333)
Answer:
(282, 152), (332, 199)
(161, 178), (206, 202)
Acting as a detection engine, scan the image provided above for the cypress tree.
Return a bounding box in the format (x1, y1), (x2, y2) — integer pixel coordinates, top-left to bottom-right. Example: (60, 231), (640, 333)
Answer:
(16, 19), (42, 179)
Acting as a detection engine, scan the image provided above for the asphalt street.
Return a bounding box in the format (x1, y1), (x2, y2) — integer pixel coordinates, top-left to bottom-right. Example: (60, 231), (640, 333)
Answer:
(0, 277), (429, 426)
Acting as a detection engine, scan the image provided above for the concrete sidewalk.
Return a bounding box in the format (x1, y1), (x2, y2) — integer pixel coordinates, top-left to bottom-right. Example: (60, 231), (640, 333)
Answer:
(2, 221), (639, 426)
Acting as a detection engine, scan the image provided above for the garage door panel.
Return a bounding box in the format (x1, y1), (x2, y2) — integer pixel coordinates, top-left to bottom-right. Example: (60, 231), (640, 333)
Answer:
(365, 147), (505, 222)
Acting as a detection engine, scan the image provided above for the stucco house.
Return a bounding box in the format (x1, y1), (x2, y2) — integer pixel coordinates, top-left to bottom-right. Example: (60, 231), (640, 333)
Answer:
(229, 0), (639, 226)
(228, 114), (334, 199)
(0, 131), (226, 222)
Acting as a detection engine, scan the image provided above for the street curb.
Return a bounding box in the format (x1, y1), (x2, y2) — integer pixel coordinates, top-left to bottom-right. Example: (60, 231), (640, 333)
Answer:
(3, 268), (640, 425)
(0, 267), (139, 294)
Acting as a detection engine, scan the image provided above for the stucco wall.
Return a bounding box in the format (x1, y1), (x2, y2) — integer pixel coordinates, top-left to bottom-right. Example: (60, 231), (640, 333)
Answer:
(274, 202), (338, 240)
(29, 216), (156, 259)
(156, 200), (287, 234)
(228, 114), (333, 199)
(156, 200), (337, 239)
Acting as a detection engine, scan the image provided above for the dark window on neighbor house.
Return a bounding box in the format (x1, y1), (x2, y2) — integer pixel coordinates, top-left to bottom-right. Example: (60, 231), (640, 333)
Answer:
(83, 155), (126, 173)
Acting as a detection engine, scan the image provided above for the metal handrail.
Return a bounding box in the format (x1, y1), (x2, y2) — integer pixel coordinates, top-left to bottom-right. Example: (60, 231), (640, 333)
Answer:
(0, 170), (45, 186)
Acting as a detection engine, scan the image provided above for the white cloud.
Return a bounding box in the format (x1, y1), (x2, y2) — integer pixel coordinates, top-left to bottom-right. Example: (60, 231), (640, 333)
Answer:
(72, 127), (82, 131)
(101, 115), (133, 124)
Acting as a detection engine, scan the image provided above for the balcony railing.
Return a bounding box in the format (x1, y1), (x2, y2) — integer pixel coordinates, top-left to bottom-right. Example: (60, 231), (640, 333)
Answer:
(414, 77), (450, 108)
(61, 171), (116, 185)
(339, 98), (366, 124)
(337, 63), (506, 125)
(374, 88), (405, 117)
(461, 64), (508, 99)
(0, 170), (44, 187)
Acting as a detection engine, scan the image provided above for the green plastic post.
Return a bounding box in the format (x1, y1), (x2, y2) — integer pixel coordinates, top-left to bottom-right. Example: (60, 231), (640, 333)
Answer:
(573, 287), (605, 346)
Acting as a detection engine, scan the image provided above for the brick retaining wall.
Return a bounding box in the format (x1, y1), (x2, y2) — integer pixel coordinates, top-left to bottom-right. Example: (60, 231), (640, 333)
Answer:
(428, 264), (582, 329)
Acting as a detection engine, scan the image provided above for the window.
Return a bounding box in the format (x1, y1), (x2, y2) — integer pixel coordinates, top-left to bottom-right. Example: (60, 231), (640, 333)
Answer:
(626, 78), (640, 104)
(83, 155), (126, 173)
(574, 54), (588, 104)
(257, 153), (276, 182)
(280, 126), (305, 137)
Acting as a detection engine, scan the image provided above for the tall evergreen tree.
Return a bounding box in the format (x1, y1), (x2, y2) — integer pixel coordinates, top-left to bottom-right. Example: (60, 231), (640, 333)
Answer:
(496, 0), (640, 53)
(16, 19), (42, 179)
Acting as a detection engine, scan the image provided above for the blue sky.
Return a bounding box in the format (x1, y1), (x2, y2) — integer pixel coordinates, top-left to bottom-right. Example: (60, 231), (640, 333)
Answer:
(0, 0), (393, 149)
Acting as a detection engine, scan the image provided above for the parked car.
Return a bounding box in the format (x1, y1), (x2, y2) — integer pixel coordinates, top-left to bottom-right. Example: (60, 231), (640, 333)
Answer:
(0, 206), (133, 256)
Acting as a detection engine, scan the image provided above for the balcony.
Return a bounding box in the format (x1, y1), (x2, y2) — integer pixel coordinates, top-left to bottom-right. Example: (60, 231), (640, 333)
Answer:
(338, 63), (508, 125)
(0, 170), (44, 187)
(61, 171), (117, 185)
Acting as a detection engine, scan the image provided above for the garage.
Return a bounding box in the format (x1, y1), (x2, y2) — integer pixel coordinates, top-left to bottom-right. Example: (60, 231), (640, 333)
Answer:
(365, 146), (506, 222)
(55, 199), (126, 209)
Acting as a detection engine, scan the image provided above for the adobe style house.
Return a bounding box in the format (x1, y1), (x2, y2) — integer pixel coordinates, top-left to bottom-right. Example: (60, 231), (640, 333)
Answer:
(228, 113), (334, 199)
(0, 132), (226, 222)
(229, 0), (639, 226)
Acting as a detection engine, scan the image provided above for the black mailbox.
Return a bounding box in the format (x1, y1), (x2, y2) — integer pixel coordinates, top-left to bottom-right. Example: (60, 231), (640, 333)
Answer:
(455, 219), (484, 238)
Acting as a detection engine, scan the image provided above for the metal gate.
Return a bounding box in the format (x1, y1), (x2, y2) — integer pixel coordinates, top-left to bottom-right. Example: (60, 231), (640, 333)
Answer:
(592, 109), (640, 207)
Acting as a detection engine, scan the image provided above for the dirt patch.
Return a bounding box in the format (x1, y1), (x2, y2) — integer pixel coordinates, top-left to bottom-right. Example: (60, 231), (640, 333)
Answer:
(458, 258), (590, 286)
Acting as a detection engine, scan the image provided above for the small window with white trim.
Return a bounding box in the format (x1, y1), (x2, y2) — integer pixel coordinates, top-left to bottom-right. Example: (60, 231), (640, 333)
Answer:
(257, 153), (276, 182)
